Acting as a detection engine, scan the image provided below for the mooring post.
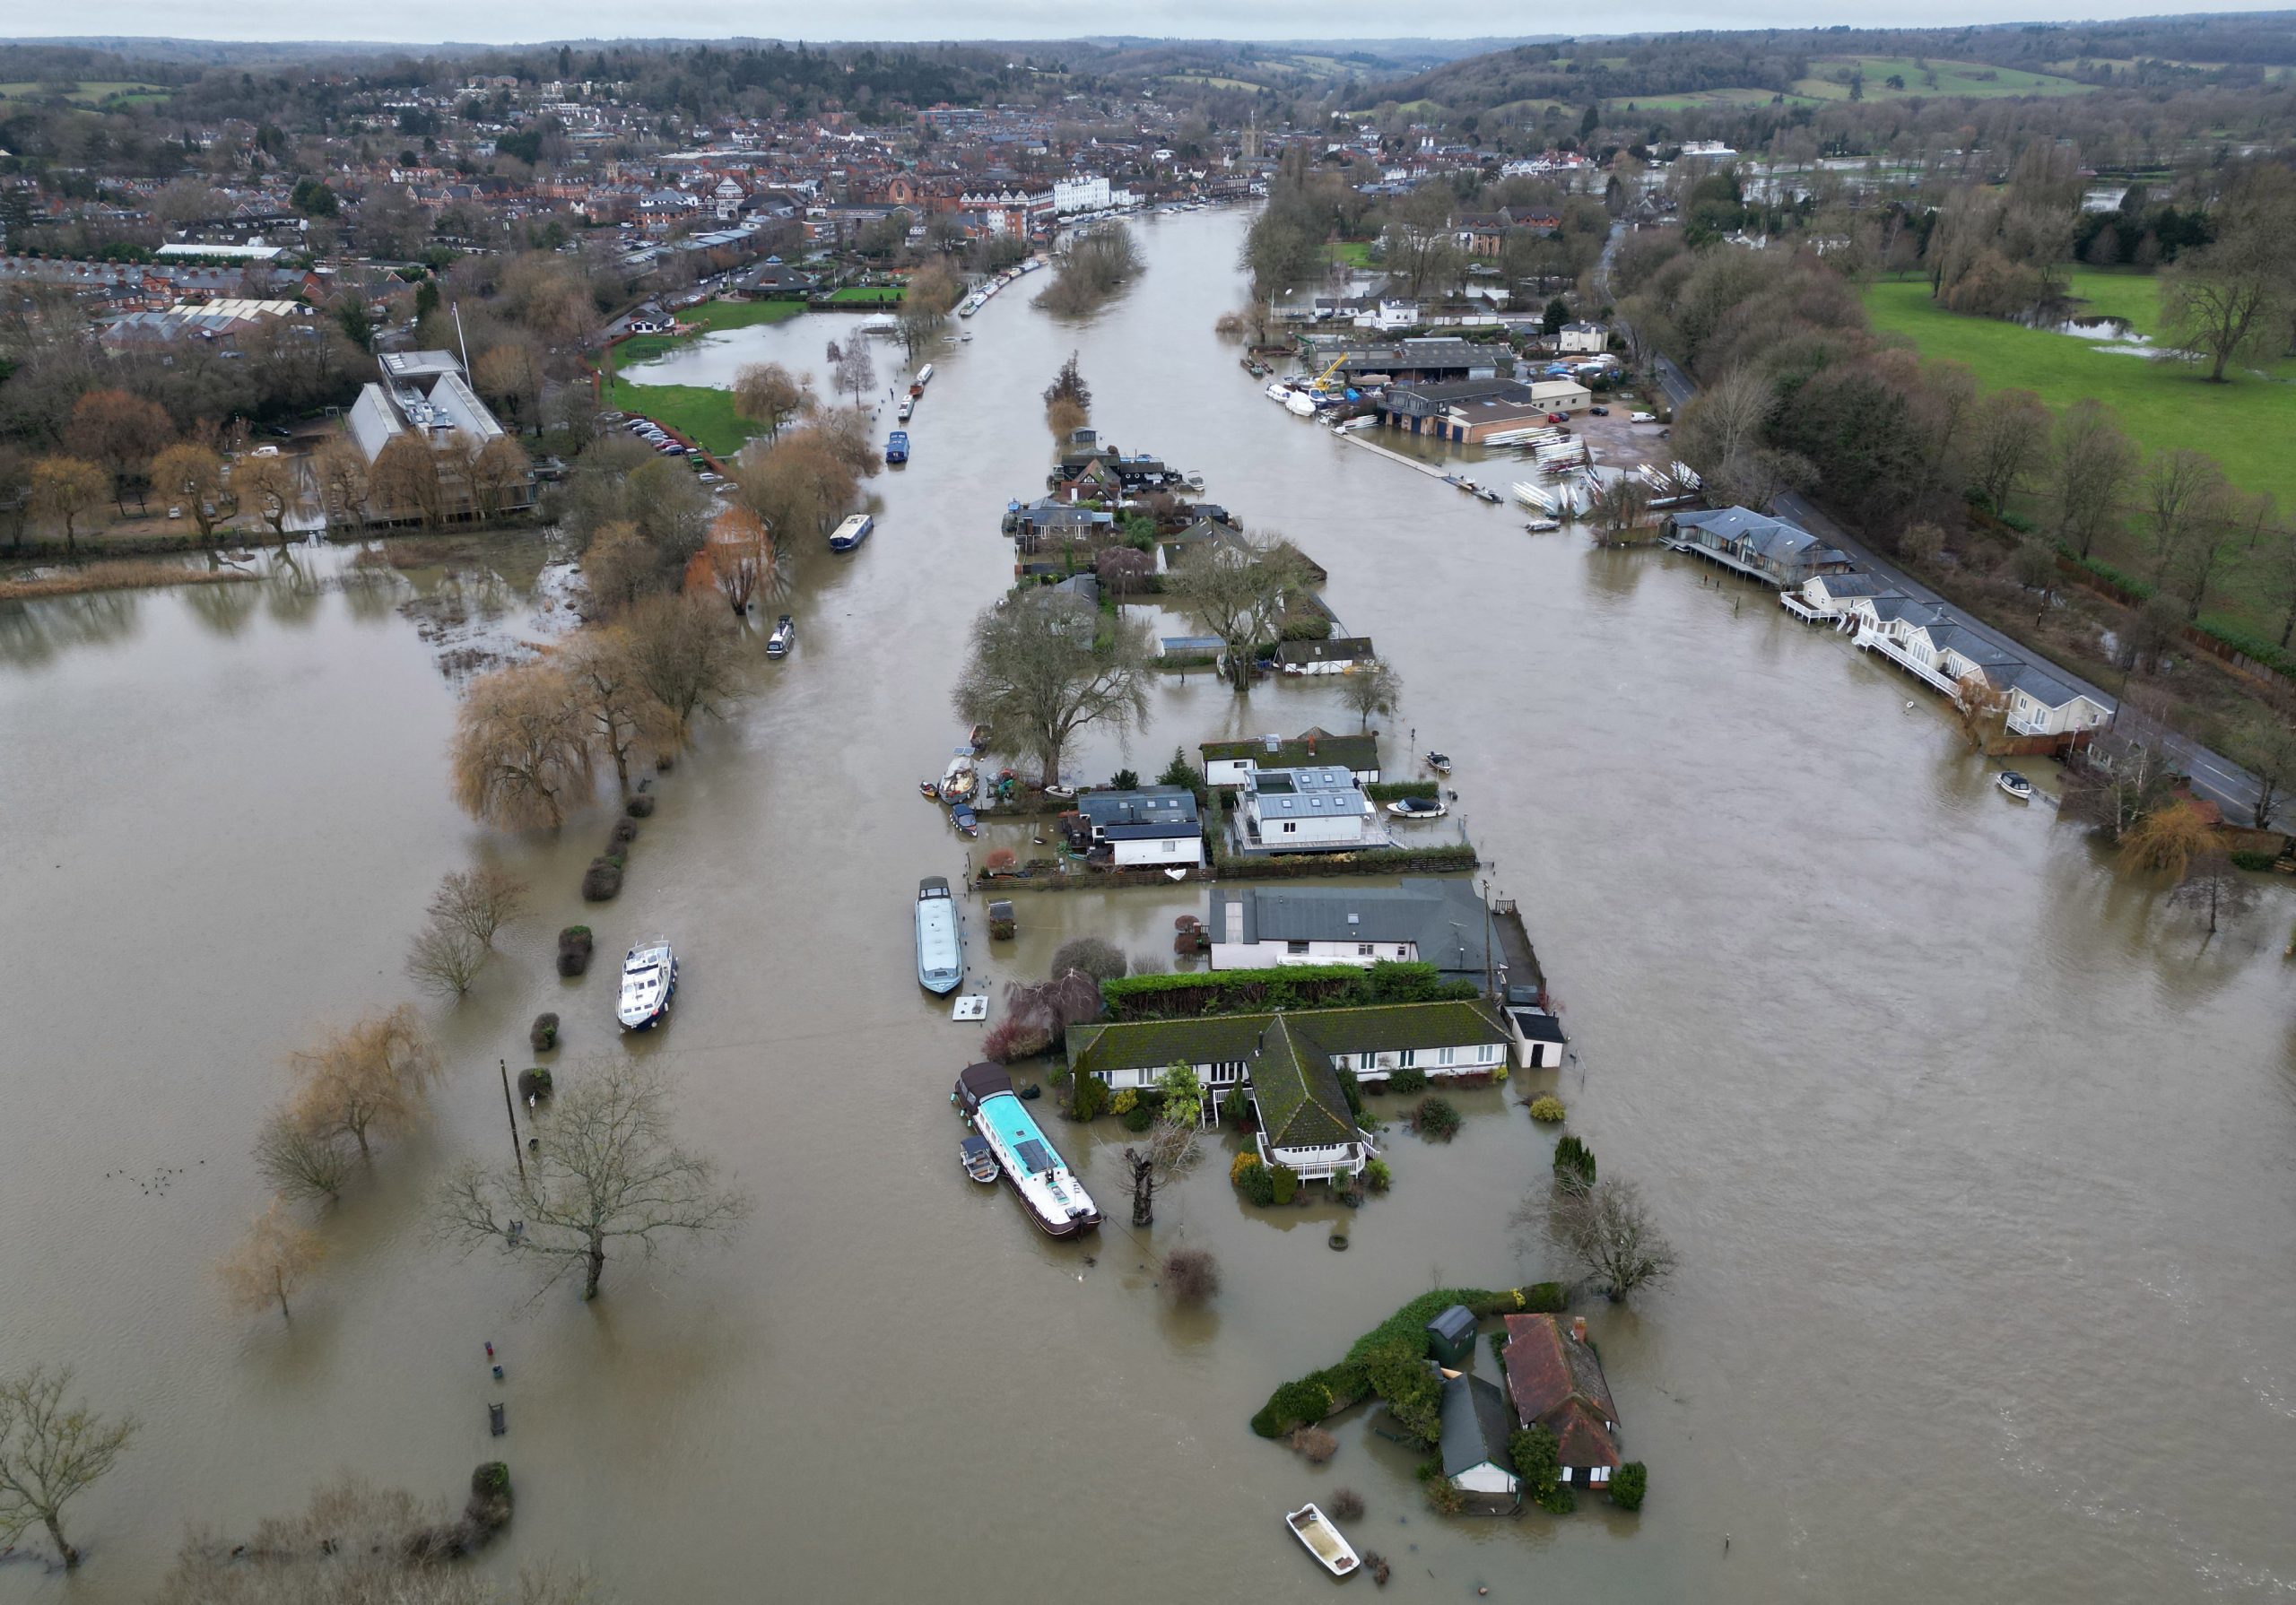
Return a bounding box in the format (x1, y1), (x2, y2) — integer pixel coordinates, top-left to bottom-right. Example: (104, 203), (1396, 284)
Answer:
(499, 1059), (525, 1186)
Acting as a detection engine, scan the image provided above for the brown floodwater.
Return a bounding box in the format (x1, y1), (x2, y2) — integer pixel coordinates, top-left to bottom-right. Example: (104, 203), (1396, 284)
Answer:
(4, 209), (2294, 1604)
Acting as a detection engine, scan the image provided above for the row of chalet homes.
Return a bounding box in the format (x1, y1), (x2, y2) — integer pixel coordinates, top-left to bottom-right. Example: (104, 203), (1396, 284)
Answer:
(1665, 507), (2112, 748)
(1065, 1000), (1549, 1182)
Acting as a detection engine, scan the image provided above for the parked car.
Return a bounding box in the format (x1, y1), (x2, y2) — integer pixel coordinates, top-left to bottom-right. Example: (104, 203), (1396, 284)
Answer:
(1588, 405), (1609, 416)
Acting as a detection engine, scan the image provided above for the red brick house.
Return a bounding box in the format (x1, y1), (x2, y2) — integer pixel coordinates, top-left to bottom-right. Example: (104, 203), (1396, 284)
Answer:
(1500, 1313), (1622, 1488)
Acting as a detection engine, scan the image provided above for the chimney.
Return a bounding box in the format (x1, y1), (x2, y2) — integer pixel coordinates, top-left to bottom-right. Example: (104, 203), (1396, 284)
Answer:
(1570, 1316), (1587, 1345)
(1307, 732), (1317, 756)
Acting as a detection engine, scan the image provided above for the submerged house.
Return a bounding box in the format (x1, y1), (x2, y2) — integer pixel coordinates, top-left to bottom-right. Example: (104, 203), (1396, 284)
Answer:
(1201, 727), (1380, 787)
(1065, 1000), (1517, 1182)
(1231, 767), (1387, 855)
(1664, 507), (1851, 589)
(1439, 1371), (1523, 1513)
(1274, 636), (1376, 675)
(1070, 787), (1205, 868)
(1501, 1314), (1622, 1489)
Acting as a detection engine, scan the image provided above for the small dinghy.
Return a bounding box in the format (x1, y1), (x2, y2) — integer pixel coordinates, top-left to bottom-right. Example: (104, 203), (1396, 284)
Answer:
(1996, 770), (2035, 801)
(1284, 1505), (1361, 1578)
(960, 1133), (1000, 1184)
(1424, 750), (1453, 776)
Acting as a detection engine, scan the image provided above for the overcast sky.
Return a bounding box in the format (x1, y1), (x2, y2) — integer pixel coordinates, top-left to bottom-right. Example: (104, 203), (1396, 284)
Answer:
(11, 0), (2287, 48)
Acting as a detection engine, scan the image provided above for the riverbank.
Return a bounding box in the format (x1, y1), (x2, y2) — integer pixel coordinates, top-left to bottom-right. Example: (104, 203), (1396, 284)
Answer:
(0, 559), (259, 601)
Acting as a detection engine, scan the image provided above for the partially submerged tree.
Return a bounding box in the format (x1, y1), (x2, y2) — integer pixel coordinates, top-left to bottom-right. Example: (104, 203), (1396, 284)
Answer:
(2118, 798), (2219, 880)
(1123, 1118), (1203, 1228)
(219, 1199), (327, 1323)
(435, 1059), (752, 1301)
(559, 626), (665, 792)
(427, 867), (528, 950)
(1049, 936), (1127, 983)
(732, 360), (813, 443)
(450, 660), (597, 829)
(252, 1111), (352, 1205)
(1951, 672), (2013, 751)
(1043, 351), (1092, 424)
(28, 455), (108, 551)
(406, 919), (489, 1001)
(1165, 535), (1310, 691)
(952, 588), (1152, 787)
(233, 454), (300, 535)
(625, 590), (744, 748)
(826, 338), (875, 408)
(288, 1005), (442, 1159)
(688, 505), (778, 616)
(1548, 1178), (1678, 1303)
(0, 1365), (136, 1570)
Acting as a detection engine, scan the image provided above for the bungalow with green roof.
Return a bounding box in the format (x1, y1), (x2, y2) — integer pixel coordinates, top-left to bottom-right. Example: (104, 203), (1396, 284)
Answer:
(1200, 726), (1380, 787)
(1065, 999), (1513, 1183)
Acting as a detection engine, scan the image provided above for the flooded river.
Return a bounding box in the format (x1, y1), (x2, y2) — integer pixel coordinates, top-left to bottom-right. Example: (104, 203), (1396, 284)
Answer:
(4, 210), (2293, 1604)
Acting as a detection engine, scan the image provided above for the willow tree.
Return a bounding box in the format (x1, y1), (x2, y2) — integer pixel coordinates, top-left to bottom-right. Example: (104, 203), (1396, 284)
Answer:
(0, 1366), (136, 1570)
(624, 591), (744, 748)
(288, 1004), (443, 1159)
(450, 660), (596, 829)
(952, 588), (1152, 787)
(218, 1200), (327, 1323)
(559, 626), (664, 791)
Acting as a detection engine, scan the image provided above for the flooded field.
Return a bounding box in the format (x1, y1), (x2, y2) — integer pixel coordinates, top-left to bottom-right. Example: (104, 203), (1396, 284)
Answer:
(4, 208), (2293, 1604)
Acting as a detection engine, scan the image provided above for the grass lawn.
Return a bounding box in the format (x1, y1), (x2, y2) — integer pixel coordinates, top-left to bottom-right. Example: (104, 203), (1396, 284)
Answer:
(1796, 56), (2090, 100)
(825, 286), (903, 304)
(0, 79), (171, 107)
(610, 298), (804, 366)
(603, 375), (754, 460)
(1612, 87), (1817, 112)
(1864, 274), (2296, 634)
(1328, 240), (1378, 269)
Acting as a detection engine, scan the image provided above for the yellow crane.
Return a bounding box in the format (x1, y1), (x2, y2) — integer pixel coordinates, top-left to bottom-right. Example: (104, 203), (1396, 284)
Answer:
(1309, 352), (1350, 395)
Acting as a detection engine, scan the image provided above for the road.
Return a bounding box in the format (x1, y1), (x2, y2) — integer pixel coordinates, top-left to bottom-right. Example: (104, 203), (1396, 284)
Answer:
(1635, 305), (2278, 829)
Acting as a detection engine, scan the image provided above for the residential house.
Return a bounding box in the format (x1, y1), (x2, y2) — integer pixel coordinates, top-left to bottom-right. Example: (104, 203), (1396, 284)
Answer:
(1232, 766), (1388, 855)
(1781, 569), (1900, 624)
(2001, 663), (2112, 737)
(1274, 637), (1375, 675)
(1201, 727), (1380, 787)
(1439, 1371), (1523, 1513)
(1527, 378), (1593, 415)
(1070, 787), (1205, 868)
(1665, 507), (1852, 589)
(1065, 999), (1517, 1180)
(1208, 878), (1495, 978)
(1501, 1314), (1622, 1489)
(1556, 320), (1607, 354)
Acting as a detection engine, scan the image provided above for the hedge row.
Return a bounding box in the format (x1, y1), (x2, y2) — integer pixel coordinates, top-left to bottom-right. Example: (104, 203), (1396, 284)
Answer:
(1101, 960), (1477, 1021)
(1364, 780), (1439, 802)
(2058, 544), (2296, 684)
(1249, 1283), (1568, 1439)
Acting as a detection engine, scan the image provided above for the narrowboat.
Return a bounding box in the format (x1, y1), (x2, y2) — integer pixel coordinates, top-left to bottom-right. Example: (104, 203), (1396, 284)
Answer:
(916, 877), (963, 994)
(914, 363), (935, 388)
(765, 615), (794, 659)
(885, 429), (909, 465)
(829, 513), (873, 552)
(952, 1063), (1101, 1237)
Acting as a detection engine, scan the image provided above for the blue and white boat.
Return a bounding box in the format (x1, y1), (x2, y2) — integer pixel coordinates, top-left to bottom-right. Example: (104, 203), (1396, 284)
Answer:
(829, 513), (873, 552)
(616, 938), (677, 1031)
(915, 876), (963, 994)
(953, 1063), (1101, 1237)
(884, 429), (909, 465)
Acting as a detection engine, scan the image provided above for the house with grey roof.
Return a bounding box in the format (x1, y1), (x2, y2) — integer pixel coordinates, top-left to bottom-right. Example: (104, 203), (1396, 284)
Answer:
(1274, 636), (1376, 675)
(1232, 766), (1387, 855)
(1070, 786), (1204, 869)
(1201, 727), (1380, 787)
(1209, 878), (1492, 977)
(1665, 506), (1852, 589)
(344, 349), (529, 525)
(1439, 1370), (1523, 1513)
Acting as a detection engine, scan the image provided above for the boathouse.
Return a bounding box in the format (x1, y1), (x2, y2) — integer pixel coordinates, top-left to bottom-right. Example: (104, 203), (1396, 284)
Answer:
(1663, 507), (1851, 589)
(1439, 1371), (1524, 1514)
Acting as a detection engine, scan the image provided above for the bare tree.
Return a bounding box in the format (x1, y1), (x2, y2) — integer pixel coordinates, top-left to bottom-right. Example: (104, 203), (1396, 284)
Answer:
(1342, 659), (1401, 732)
(450, 661), (596, 829)
(952, 588), (1152, 787)
(827, 338), (875, 409)
(426, 867), (527, 950)
(28, 455), (109, 551)
(218, 1199), (327, 1323)
(435, 1058), (752, 1301)
(2062, 704), (2179, 843)
(311, 438), (371, 529)
(625, 590), (745, 748)
(1123, 1118), (1202, 1228)
(2170, 848), (2258, 937)
(406, 918), (489, 1001)
(233, 454), (300, 534)
(2141, 448), (2227, 584)
(559, 626), (664, 791)
(253, 1110), (352, 1204)
(1967, 388), (2050, 515)
(732, 361), (813, 443)
(288, 1005), (442, 1159)
(0, 1366), (136, 1570)
(1548, 1178), (1678, 1303)
(2159, 172), (2296, 383)
(1952, 672), (2013, 750)
(1165, 535), (1310, 691)
(2234, 715), (2296, 828)
(1049, 936), (1127, 982)
(691, 504), (779, 616)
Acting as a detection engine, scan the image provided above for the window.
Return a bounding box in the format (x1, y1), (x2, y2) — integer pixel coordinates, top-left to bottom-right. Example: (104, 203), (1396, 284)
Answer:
(1162, 838), (1178, 855)
(1286, 941), (1310, 956)
(1396, 946), (1409, 959)
(1438, 1046), (1455, 1066)
(1281, 821), (1297, 834)
(1590, 1466), (1610, 1485)
(1398, 1048), (1415, 1068)
(1357, 943), (1373, 957)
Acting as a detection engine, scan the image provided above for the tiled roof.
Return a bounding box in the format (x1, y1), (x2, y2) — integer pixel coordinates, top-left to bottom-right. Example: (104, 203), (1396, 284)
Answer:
(1500, 1314), (1620, 1471)
(1066, 1000), (1509, 1082)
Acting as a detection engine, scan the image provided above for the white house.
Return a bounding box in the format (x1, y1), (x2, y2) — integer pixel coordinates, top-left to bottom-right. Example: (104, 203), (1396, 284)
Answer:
(1052, 174), (1112, 213)
(1556, 320), (1606, 354)
(1234, 767), (1387, 854)
(1781, 569), (1899, 623)
(2001, 663), (2113, 737)
(1065, 1000), (1515, 1183)
(1273, 636), (1376, 675)
(1072, 787), (1205, 868)
(1200, 727), (1380, 788)
(1209, 879), (1495, 977)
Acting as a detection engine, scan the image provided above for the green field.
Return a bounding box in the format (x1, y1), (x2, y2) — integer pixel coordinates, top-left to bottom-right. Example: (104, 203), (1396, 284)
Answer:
(0, 79), (171, 108)
(1612, 87), (1817, 112)
(825, 286), (903, 304)
(612, 298), (802, 364)
(1864, 273), (2296, 632)
(604, 376), (752, 460)
(1328, 240), (1378, 269)
(1797, 56), (2091, 100)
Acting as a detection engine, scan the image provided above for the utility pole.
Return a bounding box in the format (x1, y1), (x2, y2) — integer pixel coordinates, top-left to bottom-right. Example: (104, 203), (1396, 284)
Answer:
(1482, 877), (1497, 998)
(498, 1059), (525, 1186)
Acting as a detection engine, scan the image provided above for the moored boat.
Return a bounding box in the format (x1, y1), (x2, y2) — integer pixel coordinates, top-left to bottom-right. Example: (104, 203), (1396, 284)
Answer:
(1996, 769), (2035, 801)
(616, 938), (677, 1030)
(765, 614), (794, 659)
(939, 750), (977, 802)
(884, 429), (909, 465)
(948, 801), (979, 837)
(1284, 1505), (1361, 1578)
(960, 1133), (1000, 1183)
(952, 1063), (1101, 1236)
(829, 513), (873, 551)
(916, 878), (963, 993)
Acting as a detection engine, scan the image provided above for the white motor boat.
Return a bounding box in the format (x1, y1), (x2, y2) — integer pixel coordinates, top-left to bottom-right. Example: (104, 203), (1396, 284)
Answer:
(617, 939), (677, 1030)
(1996, 770), (2035, 801)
